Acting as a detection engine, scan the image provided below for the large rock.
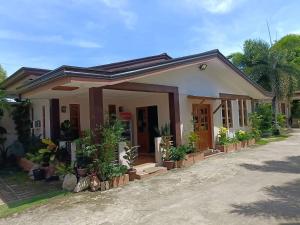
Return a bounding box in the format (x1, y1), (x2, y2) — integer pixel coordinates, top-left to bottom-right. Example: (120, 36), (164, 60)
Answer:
(74, 176), (90, 193)
(62, 174), (77, 191)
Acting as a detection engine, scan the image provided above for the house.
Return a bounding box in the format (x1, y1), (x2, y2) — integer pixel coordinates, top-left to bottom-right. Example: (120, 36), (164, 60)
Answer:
(1, 49), (271, 164)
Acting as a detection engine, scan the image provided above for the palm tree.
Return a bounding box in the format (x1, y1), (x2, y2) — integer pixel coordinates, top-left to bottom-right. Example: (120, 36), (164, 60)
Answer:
(229, 38), (299, 131)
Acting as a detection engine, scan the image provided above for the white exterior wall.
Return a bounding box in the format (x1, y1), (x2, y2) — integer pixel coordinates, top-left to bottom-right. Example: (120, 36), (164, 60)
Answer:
(59, 92), (90, 131)
(0, 109), (17, 148)
(103, 92), (169, 145)
(31, 99), (51, 138)
(131, 65), (256, 144)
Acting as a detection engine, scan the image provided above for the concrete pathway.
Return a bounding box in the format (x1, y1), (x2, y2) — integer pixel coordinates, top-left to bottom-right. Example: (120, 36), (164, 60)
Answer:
(1, 130), (300, 225)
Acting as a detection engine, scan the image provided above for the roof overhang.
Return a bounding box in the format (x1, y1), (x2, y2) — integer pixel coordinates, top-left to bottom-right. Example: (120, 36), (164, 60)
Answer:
(15, 50), (271, 99)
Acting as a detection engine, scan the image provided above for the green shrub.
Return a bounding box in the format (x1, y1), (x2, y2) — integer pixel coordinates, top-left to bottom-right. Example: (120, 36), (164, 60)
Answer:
(256, 103), (272, 132)
(169, 146), (186, 161)
(235, 130), (249, 141)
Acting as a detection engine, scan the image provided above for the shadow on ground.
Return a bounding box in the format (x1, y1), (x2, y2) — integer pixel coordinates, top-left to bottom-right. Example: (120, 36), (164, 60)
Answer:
(239, 156), (300, 174)
(230, 179), (300, 220)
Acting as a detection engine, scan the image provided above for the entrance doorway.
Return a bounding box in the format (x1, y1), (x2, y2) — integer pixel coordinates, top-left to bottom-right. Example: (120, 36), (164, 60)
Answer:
(136, 106), (158, 163)
(69, 104), (81, 139)
(192, 104), (213, 150)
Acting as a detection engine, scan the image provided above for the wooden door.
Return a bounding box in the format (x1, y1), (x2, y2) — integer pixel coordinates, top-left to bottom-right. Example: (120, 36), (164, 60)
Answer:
(136, 107), (149, 154)
(192, 104), (212, 150)
(69, 104), (80, 138)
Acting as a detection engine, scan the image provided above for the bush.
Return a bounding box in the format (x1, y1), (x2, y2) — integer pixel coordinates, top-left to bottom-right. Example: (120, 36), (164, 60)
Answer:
(217, 127), (230, 145)
(235, 130), (249, 141)
(169, 146), (186, 161)
(256, 103), (272, 132)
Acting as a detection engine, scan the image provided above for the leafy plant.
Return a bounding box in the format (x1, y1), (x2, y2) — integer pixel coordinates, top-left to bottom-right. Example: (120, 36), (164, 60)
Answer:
(277, 113), (286, 128)
(123, 143), (138, 170)
(156, 123), (171, 137)
(160, 135), (173, 161)
(60, 120), (77, 141)
(111, 164), (128, 178)
(169, 146), (186, 161)
(235, 130), (249, 141)
(188, 131), (199, 153)
(217, 127), (230, 145)
(256, 103), (273, 132)
(12, 100), (31, 152)
(55, 163), (75, 176)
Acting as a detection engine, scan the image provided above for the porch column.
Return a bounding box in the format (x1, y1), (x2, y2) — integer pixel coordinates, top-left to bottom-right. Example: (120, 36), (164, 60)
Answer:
(168, 88), (181, 146)
(89, 87), (104, 132)
(50, 98), (60, 141)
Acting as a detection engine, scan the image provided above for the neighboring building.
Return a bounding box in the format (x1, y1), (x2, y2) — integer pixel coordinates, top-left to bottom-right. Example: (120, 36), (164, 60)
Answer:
(1, 49), (271, 163)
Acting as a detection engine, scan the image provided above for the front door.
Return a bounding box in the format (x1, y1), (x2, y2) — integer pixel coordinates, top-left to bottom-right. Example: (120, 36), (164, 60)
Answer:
(69, 104), (81, 138)
(136, 106), (159, 155)
(192, 104), (212, 150)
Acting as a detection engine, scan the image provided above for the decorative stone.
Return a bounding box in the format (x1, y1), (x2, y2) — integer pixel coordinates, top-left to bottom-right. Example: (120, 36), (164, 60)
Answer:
(62, 174), (77, 191)
(90, 175), (101, 192)
(74, 176), (90, 193)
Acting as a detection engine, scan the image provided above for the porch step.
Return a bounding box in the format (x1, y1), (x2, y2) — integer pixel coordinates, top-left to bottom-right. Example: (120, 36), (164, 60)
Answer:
(134, 163), (167, 180)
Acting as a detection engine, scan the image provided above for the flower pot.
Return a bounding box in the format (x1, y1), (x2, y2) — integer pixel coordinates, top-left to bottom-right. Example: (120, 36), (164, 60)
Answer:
(123, 174), (129, 185)
(193, 151), (204, 162)
(216, 143), (235, 153)
(163, 160), (175, 170)
(175, 160), (184, 168)
(184, 153), (194, 167)
(235, 142), (242, 151)
(90, 174), (101, 192)
(241, 141), (248, 148)
(247, 138), (256, 146)
(128, 169), (137, 181)
(18, 157), (35, 172)
(77, 168), (87, 177)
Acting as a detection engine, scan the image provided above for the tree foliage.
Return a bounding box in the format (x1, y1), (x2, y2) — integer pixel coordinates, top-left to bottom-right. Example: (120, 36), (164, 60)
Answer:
(0, 65), (6, 83)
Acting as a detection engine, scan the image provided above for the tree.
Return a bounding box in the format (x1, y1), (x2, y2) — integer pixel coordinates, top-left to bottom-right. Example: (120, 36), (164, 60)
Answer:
(0, 65), (7, 83)
(228, 37), (299, 131)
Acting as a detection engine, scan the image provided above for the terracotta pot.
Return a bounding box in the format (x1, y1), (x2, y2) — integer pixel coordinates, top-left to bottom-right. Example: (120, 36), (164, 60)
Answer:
(175, 160), (184, 168)
(123, 174), (129, 185)
(128, 169), (137, 181)
(163, 160), (175, 170)
(77, 168), (88, 177)
(235, 142), (242, 151)
(247, 138), (256, 146)
(216, 143), (235, 153)
(184, 154), (194, 167)
(193, 152), (204, 162)
(241, 141), (248, 148)
(18, 158), (35, 172)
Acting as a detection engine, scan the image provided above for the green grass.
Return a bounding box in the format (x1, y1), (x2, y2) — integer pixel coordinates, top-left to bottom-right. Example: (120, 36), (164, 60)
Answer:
(0, 190), (70, 218)
(256, 134), (290, 146)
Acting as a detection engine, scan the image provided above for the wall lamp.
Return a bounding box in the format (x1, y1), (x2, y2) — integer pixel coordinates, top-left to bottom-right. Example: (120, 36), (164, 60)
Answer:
(199, 64), (207, 71)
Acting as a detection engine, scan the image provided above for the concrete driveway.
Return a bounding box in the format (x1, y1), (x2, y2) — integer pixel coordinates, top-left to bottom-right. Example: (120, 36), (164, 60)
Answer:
(1, 130), (300, 225)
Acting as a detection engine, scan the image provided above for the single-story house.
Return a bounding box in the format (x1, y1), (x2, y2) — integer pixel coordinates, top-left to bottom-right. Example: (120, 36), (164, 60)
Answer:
(1, 49), (271, 164)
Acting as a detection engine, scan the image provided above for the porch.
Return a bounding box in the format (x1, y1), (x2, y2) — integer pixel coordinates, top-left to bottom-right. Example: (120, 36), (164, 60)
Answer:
(27, 82), (181, 165)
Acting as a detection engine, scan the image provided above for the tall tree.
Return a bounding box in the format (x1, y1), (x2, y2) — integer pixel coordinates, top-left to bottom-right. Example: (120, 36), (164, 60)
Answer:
(0, 65), (7, 83)
(228, 37), (299, 129)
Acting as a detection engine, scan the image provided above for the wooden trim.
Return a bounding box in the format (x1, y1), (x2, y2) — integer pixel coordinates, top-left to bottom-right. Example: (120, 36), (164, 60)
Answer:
(219, 93), (252, 100)
(169, 89), (181, 146)
(89, 87), (104, 132)
(50, 99), (60, 141)
(52, 86), (79, 91)
(42, 106), (46, 138)
(103, 82), (178, 93)
(213, 103), (223, 114)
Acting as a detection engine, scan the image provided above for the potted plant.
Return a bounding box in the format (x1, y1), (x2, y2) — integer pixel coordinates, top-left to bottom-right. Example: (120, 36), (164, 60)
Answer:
(123, 143), (138, 181)
(170, 146), (186, 168)
(109, 164), (129, 188)
(215, 127), (235, 152)
(161, 135), (174, 170)
(235, 130), (248, 148)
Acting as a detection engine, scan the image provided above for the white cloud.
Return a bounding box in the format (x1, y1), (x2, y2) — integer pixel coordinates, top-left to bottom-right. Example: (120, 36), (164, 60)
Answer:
(0, 30), (102, 48)
(175, 0), (244, 14)
(98, 0), (137, 29)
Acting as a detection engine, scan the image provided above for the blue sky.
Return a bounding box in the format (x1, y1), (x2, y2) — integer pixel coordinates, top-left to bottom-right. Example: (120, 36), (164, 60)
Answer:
(0, 0), (300, 75)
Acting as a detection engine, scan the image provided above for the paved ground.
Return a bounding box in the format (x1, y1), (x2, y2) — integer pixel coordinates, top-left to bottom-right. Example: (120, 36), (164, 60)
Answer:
(1, 130), (300, 225)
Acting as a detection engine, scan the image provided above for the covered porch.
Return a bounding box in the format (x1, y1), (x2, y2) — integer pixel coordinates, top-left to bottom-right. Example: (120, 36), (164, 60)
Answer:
(25, 81), (181, 165)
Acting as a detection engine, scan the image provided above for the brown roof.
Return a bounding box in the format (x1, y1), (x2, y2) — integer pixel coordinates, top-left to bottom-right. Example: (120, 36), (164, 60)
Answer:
(90, 53), (172, 72)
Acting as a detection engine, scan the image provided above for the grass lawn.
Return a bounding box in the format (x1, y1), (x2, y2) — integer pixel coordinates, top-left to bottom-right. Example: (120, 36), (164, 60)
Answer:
(256, 134), (290, 145)
(0, 190), (69, 218)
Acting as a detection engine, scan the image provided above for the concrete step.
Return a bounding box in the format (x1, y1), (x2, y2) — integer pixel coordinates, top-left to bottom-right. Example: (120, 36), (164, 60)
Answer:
(134, 164), (167, 180)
